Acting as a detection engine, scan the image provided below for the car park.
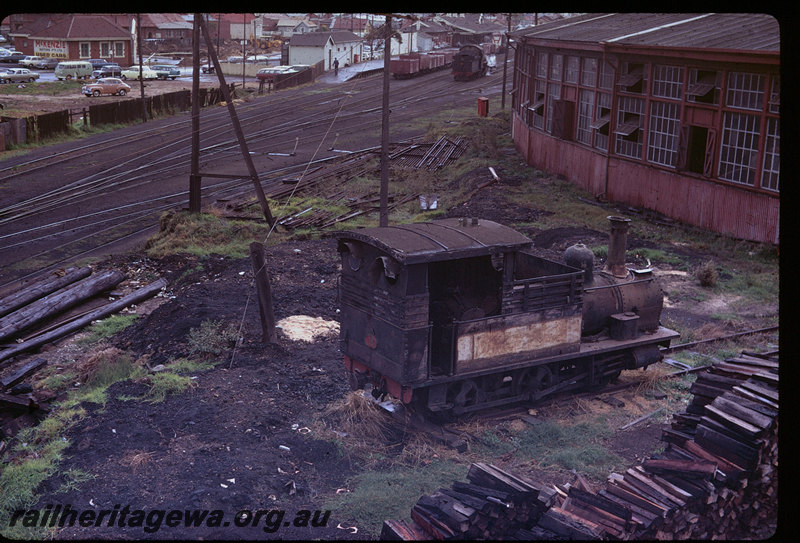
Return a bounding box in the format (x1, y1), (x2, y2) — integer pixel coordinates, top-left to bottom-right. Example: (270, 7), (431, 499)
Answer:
(150, 64), (181, 80)
(33, 57), (59, 70)
(121, 65), (158, 80)
(0, 67), (40, 83)
(81, 77), (131, 97)
(92, 63), (122, 78)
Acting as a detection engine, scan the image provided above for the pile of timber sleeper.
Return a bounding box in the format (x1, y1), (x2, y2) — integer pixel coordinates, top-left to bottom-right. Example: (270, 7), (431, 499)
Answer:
(381, 350), (779, 540)
(0, 268), (166, 442)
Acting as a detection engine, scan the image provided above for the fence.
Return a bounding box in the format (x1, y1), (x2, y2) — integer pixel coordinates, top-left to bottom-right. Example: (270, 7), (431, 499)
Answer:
(0, 85), (235, 149)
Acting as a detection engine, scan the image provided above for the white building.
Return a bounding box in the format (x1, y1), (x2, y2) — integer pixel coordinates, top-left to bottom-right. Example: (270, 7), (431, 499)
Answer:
(288, 30), (362, 70)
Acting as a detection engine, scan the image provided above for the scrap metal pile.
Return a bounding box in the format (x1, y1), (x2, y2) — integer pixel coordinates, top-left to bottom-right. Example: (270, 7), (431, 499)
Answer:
(381, 350), (779, 540)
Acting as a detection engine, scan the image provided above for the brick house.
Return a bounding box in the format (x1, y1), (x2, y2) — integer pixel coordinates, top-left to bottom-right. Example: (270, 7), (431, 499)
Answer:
(9, 14), (132, 64)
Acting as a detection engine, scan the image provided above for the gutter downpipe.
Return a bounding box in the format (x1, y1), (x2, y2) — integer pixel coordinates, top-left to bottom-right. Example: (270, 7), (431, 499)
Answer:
(599, 41), (615, 202)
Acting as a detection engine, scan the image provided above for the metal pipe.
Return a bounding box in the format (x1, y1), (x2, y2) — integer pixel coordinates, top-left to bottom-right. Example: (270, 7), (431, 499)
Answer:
(606, 215), (630, 278)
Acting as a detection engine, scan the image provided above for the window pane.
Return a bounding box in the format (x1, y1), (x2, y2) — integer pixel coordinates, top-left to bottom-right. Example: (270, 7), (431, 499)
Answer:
(718, 112), (760, 185)
(647, 101), (680, 167)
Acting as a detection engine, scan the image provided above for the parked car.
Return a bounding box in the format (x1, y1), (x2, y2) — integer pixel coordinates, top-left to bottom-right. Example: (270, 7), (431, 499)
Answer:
(33, 57), (59, 70)
(121, 65), (158, 80)
(150, 64), (181, 80)
(81, 77), (131, 97)
(92, 63), (122, 78)
(88, 58), (109, 70)
(256, 65), (295, 82)
(200, 64), (215, 74)
(0, 68), (40, 83)
(55, 61), (94, 80)
(0, 52), (26, 64)
(19, 55), (44, 67)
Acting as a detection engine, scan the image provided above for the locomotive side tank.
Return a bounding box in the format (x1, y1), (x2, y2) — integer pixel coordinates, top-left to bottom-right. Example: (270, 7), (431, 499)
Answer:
(334, 217), (678, 416)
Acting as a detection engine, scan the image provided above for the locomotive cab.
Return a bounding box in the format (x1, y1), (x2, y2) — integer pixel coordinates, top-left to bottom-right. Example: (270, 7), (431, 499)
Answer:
(334, 218), (678, 415)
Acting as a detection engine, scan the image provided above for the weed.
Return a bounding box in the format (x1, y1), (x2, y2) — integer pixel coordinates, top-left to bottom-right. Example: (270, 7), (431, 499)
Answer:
(187, 319), (240, 359)
(55, 468), (97, 494)
(696, 260), (719, 287)
(135, 372), (197, 404)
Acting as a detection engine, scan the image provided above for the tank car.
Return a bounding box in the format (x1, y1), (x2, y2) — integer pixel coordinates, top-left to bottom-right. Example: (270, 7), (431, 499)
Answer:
(452, 44), (488, 81)
(333, 217), (679, 417)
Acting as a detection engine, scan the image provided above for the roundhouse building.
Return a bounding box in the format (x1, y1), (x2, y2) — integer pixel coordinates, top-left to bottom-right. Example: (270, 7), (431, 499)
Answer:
(509, 13), (779, 244)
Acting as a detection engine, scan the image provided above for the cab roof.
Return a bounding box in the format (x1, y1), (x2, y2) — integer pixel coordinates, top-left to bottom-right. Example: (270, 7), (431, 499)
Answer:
(333, 218), (532, 265)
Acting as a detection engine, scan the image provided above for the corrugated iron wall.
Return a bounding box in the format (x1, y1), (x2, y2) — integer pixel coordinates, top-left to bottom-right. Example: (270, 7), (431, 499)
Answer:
(513, 113), (779, 244)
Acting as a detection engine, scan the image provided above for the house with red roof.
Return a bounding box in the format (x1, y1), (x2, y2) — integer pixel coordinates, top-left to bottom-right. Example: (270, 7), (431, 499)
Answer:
(9, 14), (132, 64)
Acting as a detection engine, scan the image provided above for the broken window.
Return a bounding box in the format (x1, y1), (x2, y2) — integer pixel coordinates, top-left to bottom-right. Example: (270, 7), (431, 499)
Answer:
(615, 96), (644, 159)
(593, 92), (611, 152)
(617, 62), (646, 94)
(687, 69), (720, 105)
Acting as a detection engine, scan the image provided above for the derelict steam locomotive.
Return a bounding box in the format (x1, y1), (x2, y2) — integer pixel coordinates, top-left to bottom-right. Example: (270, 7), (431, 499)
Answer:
(452, 44), (488, 81)
(333, 217), (679, 417)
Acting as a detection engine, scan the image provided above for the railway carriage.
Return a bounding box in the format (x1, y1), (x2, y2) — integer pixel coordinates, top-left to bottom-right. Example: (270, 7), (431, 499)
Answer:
(334, 217), (678, 417)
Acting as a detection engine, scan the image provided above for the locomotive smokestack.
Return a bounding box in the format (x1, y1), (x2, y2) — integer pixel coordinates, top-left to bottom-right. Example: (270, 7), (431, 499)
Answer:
(606, 216), (631, 278)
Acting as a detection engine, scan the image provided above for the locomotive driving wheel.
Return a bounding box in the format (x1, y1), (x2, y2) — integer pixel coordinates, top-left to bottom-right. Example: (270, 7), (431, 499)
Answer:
(451, 379), (485, 413)
(516, 365), (555, 400)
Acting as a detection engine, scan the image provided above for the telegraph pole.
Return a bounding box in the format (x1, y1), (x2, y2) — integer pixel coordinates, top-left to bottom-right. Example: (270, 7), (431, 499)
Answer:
(379, 14), (392, 227)
(501, 14), (510, 109)
(137, 13), (146, 122)
(189, 14), (201, 212)
(197, 13), (275, 226)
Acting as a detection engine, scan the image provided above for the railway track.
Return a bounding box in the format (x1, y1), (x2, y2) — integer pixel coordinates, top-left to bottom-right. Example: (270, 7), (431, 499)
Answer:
(0, 69), (505, 289)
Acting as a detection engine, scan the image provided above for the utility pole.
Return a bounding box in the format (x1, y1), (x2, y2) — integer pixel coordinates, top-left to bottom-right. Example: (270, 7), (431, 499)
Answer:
(501, 13), (510, 110)
(137, 13), (146, 122)
(197, 13), (275, 226)
(189, 14), (201, 213)
(379, 14), (392, 227)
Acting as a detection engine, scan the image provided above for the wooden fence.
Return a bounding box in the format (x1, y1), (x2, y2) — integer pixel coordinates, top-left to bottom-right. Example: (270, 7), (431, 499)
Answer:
(1, 84), (235, 149)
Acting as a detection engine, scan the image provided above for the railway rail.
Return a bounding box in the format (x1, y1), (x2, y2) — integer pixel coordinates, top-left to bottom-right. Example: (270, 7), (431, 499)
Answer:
(0, 68), (505, 290)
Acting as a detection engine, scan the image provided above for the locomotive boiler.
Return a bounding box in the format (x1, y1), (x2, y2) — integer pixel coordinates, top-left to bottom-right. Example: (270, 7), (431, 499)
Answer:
(333, 217), (679, 417)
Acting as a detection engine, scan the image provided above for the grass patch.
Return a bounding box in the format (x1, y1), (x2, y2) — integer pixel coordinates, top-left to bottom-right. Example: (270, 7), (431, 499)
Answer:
(476, 416), (624, 479)
(323, 460), (465, 536)
(144, 210), (275, 258)
(77, 313), (140, 345)
(136, 372), (197, 404)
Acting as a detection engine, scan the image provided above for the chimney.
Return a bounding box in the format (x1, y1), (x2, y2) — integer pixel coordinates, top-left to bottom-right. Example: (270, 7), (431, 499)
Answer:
(605, 216), (631, 278)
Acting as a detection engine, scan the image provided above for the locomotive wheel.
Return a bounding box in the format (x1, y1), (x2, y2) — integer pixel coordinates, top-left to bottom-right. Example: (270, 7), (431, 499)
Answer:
(452, 379), (484, 410)
(516, 366), (554, 399)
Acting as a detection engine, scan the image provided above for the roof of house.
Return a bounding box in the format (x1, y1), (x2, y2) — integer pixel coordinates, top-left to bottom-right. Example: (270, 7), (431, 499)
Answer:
(511, 13), (779, 52)
(28, 15), (130, 40)
(435, 14), (506, 34)
(141, 13), (192, 30)
(217, 13), (259, 24)
(289, 30), (361, 47)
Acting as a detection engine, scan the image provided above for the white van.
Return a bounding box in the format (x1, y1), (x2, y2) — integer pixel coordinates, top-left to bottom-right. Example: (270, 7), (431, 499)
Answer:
(54, 61), (94, 80)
